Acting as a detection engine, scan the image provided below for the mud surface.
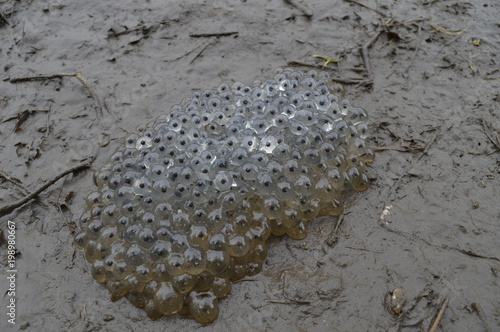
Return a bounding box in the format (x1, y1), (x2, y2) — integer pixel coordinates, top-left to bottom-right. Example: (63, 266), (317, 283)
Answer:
(0, 1), (499, 331)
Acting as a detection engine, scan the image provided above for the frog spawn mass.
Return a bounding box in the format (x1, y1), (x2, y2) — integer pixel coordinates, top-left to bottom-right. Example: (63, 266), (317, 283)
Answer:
(74, 69), (374, 323)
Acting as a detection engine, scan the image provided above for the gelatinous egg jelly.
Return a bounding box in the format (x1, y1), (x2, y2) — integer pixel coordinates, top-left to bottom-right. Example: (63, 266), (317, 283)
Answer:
(74, 69), (374, 323)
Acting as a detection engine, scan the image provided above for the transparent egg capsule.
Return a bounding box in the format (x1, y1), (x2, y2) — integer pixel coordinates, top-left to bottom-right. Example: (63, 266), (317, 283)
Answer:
(250, 88), (265, 101)
(220, 191), (240, 211)
(174, 135), (190, 151)
(207, 97), (221, 111)
(171, 273), (196, 294)
(272, 143), (291, 163)
(283, 159), (300, 179)
(85, 191), (101, 208)
(292, 135), (309, 150)
(255, 173), (274, 194)
(361, 148), (375, 163)
(241, 135), (259, 151)
(125, 243), (149, 266)
(210, 277), (231, 299)
(188, 224), (209, 248)
(263, 82), (278, 96)
(91, 260), (107, 283)
(149, 241), (172, 262)
(165, 253), (186, 276)
(275, 181), (293, 200)
(315, 94), (331, 112)
(259, 136), (278, 154)
(261, 196), (281, 219)
(304, 148), (321, 164)
(293, 174), (314, 196)
(187, 291), (219, 324)
(86, 219), (103, 240)
(300, 75), (317, 89)
(287, 221), (308, 240)
(74, 232), (89, 251)
(349, 137), (367, 156)
(216, 82), (229, 93)
(154, 281), (183, 315)
(335, 120), (349, 137)
(227, 235), (250, 258)
(199, 112), (213, 126)
(266, 160), (282, 176)
(352, 172), (370, 192)
(290, 121), (307, 135)
(319, 142), (336, 160)
(273, 114), (289, 128)
(151, 179), (173, 197)
(99, 225), (119, 247)
(94, 168), (111, 187)
(236, 95), (252, 107)
(132, 176), (152, 195)
(249, 119), (270, 135)
(200, 150), (216, 164)
(137, 227), (158, 249)
(136, 136), (153, 150)
(248, 152), (268, 168)
(229, 148), (248, 166)
(206, 208), (225, 231)
(213, 171), (233, 191)
(183, 247), (206, 275)
(240, 163), (259, 181)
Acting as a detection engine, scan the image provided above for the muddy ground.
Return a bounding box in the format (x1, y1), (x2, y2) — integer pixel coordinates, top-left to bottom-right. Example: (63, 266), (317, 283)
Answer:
(0, 0), (499, 331)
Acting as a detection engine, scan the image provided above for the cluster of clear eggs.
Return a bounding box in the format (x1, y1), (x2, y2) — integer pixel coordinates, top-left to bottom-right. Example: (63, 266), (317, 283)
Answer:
(74, 69), (374, 323)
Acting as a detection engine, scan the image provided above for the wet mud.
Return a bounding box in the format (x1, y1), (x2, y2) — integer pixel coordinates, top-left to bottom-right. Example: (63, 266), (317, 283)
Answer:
(0, 0), (499, 331)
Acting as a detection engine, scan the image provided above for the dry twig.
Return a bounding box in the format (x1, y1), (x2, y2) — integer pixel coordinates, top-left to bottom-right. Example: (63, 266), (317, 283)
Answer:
(189, 42), (213, 65)
(429, 24), (466, 36)
(471, 302), (492, 332)
(481, 117), (500, 151)
(10, 72), (103, 118)
(379, 122), (453, 225)
(284, 0), (313, 18)
(361, 30), (383, 82)
(189, 31), (238, 38)
(344, 0), (387, 17)
(428, 296), (449, 332)
(287, 61), (367, 85)
(372, 145), (424, 152)
(0, 157), (94, 217)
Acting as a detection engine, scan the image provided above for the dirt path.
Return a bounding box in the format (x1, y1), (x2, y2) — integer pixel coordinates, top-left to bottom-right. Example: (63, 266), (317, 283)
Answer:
(0, 1), (498, 331)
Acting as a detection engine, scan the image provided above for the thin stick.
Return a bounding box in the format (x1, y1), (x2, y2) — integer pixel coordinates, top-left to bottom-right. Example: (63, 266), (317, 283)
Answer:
(471, 302), (492, 332)
(284, 0), (313, 18)
(404, 23), (422, 73)
(481, 118), (500, 151)
(372, 145), (424, 152)
(428, 295), (449, 332)
(0, 157), (94, 217)
(10, 72), (103, 118)
(344, 0), (388, 17)
(189, 31), (238, 38)
(434, 33), (464, 59)
(286, 61), (368, 85)
(390, 123), (450, 195)
(379, 123), (453, 226)
(189, 42), (212, 65)
(287, 60), (325, 69)
(361, 30), (383, 81)
(0, 170), (29, 195)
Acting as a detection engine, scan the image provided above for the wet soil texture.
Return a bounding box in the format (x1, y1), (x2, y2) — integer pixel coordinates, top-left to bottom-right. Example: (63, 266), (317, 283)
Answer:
(0, 0), (499, 331)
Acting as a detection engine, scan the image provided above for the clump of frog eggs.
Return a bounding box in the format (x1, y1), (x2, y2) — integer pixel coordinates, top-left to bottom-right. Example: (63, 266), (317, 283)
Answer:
(74, 69), (374, 323)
